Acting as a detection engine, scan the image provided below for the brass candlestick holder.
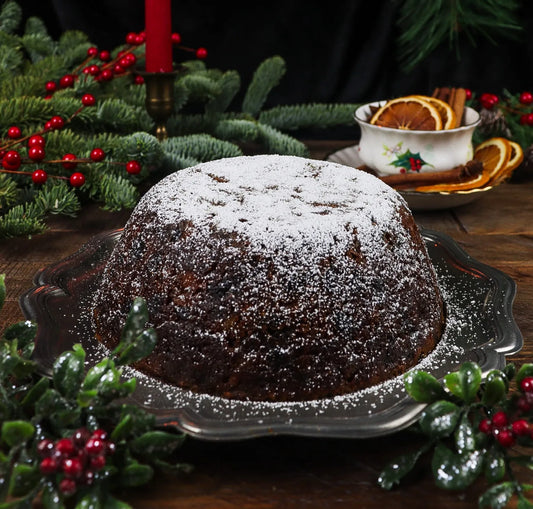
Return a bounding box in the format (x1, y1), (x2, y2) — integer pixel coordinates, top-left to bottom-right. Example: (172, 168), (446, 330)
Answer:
(141, 71), (176, 140)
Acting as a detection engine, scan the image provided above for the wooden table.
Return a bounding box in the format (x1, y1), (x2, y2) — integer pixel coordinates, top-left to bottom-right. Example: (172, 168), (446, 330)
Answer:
(1, 140), (532, 508)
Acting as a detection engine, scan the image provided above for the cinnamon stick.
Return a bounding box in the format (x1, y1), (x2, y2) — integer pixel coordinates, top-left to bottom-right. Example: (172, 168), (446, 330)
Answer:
(364, 160), (483, 190)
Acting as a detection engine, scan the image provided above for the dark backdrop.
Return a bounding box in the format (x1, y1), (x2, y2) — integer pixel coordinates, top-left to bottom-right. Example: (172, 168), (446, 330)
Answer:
(20, 1), (533, 108)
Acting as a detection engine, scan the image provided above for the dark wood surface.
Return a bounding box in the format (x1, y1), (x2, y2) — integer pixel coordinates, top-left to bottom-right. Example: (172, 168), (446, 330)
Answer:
(1, 140), (532, 508)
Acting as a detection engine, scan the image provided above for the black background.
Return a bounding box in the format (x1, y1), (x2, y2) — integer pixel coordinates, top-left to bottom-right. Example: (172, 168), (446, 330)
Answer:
(20, 1), (533, 110)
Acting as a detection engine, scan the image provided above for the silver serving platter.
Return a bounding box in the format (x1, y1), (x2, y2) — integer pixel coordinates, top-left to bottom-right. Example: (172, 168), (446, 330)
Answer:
(21, 229), (522, 440)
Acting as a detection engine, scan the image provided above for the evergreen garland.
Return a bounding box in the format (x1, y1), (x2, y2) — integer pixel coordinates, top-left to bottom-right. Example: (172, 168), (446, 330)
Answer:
(0, 0), (358, 239)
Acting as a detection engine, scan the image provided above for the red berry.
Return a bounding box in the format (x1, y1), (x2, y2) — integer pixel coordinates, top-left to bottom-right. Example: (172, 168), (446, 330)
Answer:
(90, 455), (106, 470)
(521, 377), (533, 393)
(91, 429), (108, 441)
(478, 418), (492, 434)
(480, 93), (499, 110)
(39, 457), (59, 475)
(135, 34), (145, 45)
(69, 172), (85, 188)
(45, 81), (57, 93)
(37, 439), (54, 457)
(90, 148), (105, 162)
(517, 395), (532, 413)
(81, 93), (96, 106)
(134, 75), (144, 85)
(82, 66), (91, 74)
(519, 91), (533, 105)
(50, 115), (65, 130)
(511, 419), (530, 436)
(99, 69), (113, 81)
(119, 56), (132, 68)
(88, 64), (100, 76)
(62, 457), (83, 478)
(125, 32), (138, 45)
(32, 169), (47, 184)
(99, 50), (111, 61)
(62, 153), (77, 170)
(126, 160), (141, 175)
(465, 88), (472, 100)
(59, 478), (77, 496)
(87, 46), (98, 57)
(55, 438), (75, 457)
(73, 427), (91, 447)
(59, 74), (75, 89)
(85, 438), (105, 455)
(492, 411), (508, 428)
(196, 47), (208, 59)
(28, 135), (45, 148)
(496, 429), (515, 447)
(113, 64), (125, 75)
(2, 150), (21, 170)
(28, 146), (45, 162)
(7, 126), (21, 139)
(171, 32), (181, 44)
(44, 121), (52, 131)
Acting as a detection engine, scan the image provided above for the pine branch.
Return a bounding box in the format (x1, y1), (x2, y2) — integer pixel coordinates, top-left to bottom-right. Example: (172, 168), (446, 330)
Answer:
(111, 132), (165, 168)
(96, 174), (139, 212)
(161, 134), (243, 163)
(256, 124), (308, 156)
(32, 181), (80, 217)
(259, 103), (359, 131)
(242, 56), (286, 117)
(214, 119), (259, 143)
(0, 202), (45, 239)
(205, 70), (241, 115)
(0, 174), (20, 209)
(0, 1), (22, 34)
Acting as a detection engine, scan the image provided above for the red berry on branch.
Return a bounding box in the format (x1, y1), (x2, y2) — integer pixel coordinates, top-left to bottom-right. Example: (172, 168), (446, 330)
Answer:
(72, 427), (91, 447)
(196, 47), (208, 59)
(45, 81), (57, 93)
(91, 429), (108, 441)
(99, 69), (114, 81)
(511, 419), (530, 436)
(496, 429), (515, 447)
(126, 160), (141, 175)
(113, 64), (125, 75)
(87, 46), (98, 57)
(59, 478), (77, 496)
(7, 126), (21, 139)
(81, 94), (96, 106)
(44, 95), (53, 100)
(125, 32), (138, 45)
(465, 88), (472, 100)
(82, 66), (91, 75)
(32, 169), (48, 184)
(88, 64), (100, 76)
(28, 146), (46, 162)
(39, 457), (59, 475)
(62, 457), (84, 478)
(99, 50), (111, 61)
(28, 135), (45, 148)
(37, 438), (54, 457)
(2, 150), (21, 170)
(85, 437), (105, 455)
(90, 148), (105, 162)
(171, 32), (181, 44)
(135, 34), (145, 45)
(492, 410), (508, 428)
(69, 172), (85, 187)
(119, 56), (132, 68)
(50, 115), (65, 130)
(519, 91), (533, 105)
(62, 153), (77, 169)
(480, 93), (499, 110)
(55, 438), (75, 457)
(521, 376), (533, 393)
(90, 454), (106, 471)
(59, 74), (75, 89)
(44, 121), (52, 131)
(134, 75), (144, 85)
(478, 418), (492, 434)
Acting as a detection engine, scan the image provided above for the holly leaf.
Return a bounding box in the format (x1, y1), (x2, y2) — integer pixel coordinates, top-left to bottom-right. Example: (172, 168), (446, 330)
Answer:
(444, 362), (482, 403)
(482, 370), (508, 406)
(53, 344), (85, 399)
(484, 447), (506, 483)
(479, 482), (516, 509)
(1, 420), (35, 447)
(419, 400), (461, 438)
(8, 462), (40, 497)
(516, 364), (533, 389)
(120, 461), (154, 487)
(455, 413), (476, 453)
(431, 443), (483, 490)
(378, 446), (429, 490)
(130, 430), (187, 460)
(404, 370), (446, 403)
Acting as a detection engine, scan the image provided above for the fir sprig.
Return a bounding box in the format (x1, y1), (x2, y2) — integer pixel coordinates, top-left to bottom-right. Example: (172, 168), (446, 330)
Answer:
(379, 361), (533, 508)
(0, 276), (191, 508)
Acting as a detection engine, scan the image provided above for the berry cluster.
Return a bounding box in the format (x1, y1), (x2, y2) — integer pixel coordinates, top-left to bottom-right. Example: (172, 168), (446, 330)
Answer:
(0, 94), (141, 186)
(45, 30), (207, 97)
(478, 90), (533, 126)
(478, 376), (533, 448)
(38, 428), (116, 496)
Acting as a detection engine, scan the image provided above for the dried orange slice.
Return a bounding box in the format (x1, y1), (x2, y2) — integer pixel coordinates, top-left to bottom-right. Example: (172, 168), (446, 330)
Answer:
(370, 96), (443, 131)
(410, 95), (457, 129)
(414, 171), (487, 193)
(488, 140), (523, 185)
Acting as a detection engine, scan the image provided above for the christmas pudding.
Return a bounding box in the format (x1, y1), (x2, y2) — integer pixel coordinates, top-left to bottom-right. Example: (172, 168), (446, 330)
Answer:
(93, 155), (444, 402)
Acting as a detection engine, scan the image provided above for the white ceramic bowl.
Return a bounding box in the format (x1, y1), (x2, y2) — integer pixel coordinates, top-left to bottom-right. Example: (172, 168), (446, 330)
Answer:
(354, 101), (480, 176)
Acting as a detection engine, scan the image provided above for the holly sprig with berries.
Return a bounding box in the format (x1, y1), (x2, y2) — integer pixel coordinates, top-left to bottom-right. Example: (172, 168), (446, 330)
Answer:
(0, 274), (191, 508)
(379, 361), (533, 508)
(0, 0), (358, 240)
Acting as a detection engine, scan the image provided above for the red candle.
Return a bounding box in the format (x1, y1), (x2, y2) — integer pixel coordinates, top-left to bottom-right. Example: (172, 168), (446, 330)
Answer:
(145, 0), (173, 72)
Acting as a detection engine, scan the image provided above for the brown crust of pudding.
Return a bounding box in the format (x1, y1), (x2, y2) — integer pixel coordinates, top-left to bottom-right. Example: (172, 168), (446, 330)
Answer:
(93, 156), (444, 402)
